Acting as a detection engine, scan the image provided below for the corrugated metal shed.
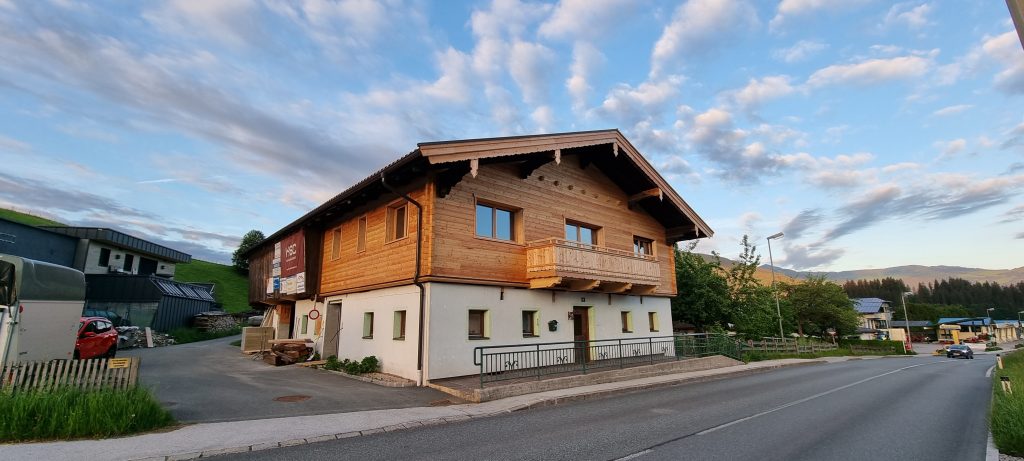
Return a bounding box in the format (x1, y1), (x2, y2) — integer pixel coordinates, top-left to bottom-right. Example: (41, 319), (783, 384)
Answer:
(41, 226), (191, 263)
(890, 320), (933, 328)
(937, 317), (992, 326)
(85, 274), (215, 331)
(852, 298), (889, 314)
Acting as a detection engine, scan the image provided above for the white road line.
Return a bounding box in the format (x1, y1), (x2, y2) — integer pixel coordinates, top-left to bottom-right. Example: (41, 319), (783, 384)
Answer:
(697, 362), (943, 436)
(986, 365), (996, 378)
(614, 449), (653, 461)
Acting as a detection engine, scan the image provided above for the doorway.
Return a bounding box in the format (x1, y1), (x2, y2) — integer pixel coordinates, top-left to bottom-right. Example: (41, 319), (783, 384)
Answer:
(573, 306), (590, 363)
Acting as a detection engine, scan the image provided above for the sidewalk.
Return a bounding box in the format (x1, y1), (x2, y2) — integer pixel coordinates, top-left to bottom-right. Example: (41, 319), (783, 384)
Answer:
(2, 357), (840, 461)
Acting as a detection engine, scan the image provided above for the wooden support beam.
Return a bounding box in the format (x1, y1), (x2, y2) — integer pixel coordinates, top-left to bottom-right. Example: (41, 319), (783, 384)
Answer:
(529, 277), (562, 289)
(598, 282), (631, 293)
(630, 284), (657, 295)
(666, 224), (700, 242)
(566, 279), (600, 292)
(470, 158), (479, 178)
(518, 151), (558, 179)
(435, 162), (471, 198)
(628, 188), (662, 208)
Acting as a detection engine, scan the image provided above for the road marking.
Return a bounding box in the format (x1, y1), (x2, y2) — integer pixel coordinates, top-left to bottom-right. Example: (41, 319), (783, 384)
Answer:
(613, 449), (652, 461)
(986, 365), (995, 378)
(697, 362), (941, 436)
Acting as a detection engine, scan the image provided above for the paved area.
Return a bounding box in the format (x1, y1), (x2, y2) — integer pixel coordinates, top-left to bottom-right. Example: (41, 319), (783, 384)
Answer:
(215, 355), (996, 461)
(120, 336), (450, 423)
(0, 358), (827, 461)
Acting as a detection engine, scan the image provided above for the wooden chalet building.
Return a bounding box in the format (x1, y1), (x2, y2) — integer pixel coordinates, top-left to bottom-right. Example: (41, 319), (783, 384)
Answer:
(246, 130), (712, 384)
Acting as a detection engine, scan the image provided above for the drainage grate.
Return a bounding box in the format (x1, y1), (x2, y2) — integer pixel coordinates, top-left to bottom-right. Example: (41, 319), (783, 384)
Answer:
(273, 395), (311, 402)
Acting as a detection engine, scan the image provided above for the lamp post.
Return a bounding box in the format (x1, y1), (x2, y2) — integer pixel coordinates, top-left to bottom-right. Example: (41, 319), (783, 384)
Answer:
(900, 291), (913, 354)
(767, 232), (785, 339)
(988, 308), (996, 341)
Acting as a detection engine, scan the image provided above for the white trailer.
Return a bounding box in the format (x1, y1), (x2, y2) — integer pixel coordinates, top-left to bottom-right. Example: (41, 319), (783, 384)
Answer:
(0, 254), (86, 366)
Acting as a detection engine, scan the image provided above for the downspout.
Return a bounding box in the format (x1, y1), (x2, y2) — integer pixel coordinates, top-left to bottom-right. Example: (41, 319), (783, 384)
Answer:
(381, 174), (426, 385)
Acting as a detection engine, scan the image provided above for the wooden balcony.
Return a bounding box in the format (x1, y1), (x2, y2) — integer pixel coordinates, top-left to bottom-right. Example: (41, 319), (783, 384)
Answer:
(525, 238), (661, 295)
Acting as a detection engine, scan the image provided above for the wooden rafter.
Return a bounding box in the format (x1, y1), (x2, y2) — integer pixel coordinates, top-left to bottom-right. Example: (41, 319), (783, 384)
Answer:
(529, 277), (562, 289)
(566, 279), (600, 291)
(597, 282), (631, 293)
(628, 188), (662, 209)
(435, 162), (471, 199)
(630, 284), (657, 295)
(518, 150), (559, 179)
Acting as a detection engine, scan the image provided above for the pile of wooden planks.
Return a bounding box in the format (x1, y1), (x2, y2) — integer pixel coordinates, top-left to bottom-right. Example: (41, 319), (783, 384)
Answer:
(262, 339), (313, 366)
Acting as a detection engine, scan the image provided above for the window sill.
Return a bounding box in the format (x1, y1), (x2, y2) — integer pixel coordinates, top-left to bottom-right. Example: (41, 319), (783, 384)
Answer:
(362, 336), (373, 340)
(393, 337), (405, 341)
(468, 337), (490, 341)
(473, 235), (523, 246)
(385, 235), (411, 245)
(622, 330), (633, 334)
(523, 334), (540, 338)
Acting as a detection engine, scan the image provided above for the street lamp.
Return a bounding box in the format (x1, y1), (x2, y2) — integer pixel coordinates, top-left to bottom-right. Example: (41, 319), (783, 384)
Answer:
(766, 232), (785, 339)
(900, 291), (913, 354)
(988, 308), (996, 340)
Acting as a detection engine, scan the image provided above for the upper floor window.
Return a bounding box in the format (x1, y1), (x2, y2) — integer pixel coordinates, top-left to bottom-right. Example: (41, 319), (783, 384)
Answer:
(386, 203), (408, 242)
(357, 216), (367, 252)
(330, 228), (342, 260)
(98, 248), (111, 267)
(565, 222), (598, 245)
(633, 236), (654, 257)
(476, 202), (517, 241)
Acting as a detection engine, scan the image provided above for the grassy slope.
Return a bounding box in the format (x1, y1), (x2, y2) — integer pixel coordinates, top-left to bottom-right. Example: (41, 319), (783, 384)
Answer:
(992, 349), (1024, 456)
(173, 260), (250, 313)
(0, 208), (65, 227)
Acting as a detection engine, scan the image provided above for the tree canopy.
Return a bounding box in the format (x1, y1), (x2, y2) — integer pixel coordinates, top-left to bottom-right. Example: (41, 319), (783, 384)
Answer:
(231, 229), (265, 274)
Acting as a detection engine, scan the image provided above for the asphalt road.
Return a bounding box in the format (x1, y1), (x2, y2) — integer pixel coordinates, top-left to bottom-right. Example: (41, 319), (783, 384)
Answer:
(121, 336), (449, 423)
(213, 355), (995, 461)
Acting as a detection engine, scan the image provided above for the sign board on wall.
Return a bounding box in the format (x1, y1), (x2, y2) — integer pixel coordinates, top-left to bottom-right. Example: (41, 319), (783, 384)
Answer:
(280, 230), (305, 278)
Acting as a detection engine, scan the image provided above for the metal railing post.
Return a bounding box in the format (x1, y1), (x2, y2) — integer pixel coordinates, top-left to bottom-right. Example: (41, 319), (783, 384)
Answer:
(619, 339), (624, 369)
(581, 341), (588, 374)
(536, 344), (541, 381)
(649, 337), (655, 365)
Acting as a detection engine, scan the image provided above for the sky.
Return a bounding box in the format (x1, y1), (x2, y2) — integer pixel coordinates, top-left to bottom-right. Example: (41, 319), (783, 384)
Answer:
(0, 0), (1022, 271)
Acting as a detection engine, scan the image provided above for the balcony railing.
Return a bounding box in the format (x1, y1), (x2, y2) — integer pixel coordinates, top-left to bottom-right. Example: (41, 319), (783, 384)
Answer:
(525, 238), (660, 292)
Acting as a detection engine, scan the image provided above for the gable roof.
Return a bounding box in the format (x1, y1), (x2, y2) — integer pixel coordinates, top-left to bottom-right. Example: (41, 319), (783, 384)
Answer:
(852, 297), (889, 314)
(40, 226), (191, 263)
(249, 129), (713, 255)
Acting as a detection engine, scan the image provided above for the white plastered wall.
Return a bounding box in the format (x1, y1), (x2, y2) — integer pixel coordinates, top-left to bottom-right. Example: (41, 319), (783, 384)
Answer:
(323, 285), (420, 382)
(423, 282), (672, 381)
(291, 300), (322, 353)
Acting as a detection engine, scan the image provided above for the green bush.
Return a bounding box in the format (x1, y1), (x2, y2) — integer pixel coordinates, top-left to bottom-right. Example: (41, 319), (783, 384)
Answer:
(321, 355), (380, 375)
(0, 387), (174, 441)
(992, 350), (1024, 456)
(168, 325), (242, 344)
(988, 346), (1004, 352)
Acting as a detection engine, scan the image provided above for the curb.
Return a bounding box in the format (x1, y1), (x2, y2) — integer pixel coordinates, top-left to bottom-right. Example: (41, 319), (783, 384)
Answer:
(129, 360), (825, 460)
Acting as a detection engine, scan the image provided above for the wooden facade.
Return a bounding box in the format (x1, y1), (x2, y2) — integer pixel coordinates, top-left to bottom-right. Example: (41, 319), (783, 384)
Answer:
(248, 130), (712, 306)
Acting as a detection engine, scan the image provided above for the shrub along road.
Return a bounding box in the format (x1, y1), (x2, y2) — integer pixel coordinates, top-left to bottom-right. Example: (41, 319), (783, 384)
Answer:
(213, 355), (994, 461)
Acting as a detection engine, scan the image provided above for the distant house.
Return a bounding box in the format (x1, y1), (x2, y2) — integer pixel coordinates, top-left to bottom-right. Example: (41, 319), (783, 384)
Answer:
(890, 320), (935, 341)
(936, 317), (1020, 344)
(1, 218), (214, 330)
(852, 298), (898, 340)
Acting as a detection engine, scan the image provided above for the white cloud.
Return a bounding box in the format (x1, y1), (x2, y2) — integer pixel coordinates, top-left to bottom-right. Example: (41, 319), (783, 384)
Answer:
(934, 138), (967, 159)
(882, 3), (933, 30)
(650, 0), (758, 77)
(981, 32), (1024, 94)
(0, 134), (30, 152)
(770, 0), (870, 32)
(531, 105), (555, 132)
(538, 0), (635, 41)
(931, 104), (973, 117)
(508, 41), (557, 106)
(595, 76), (683, 125)
(725, 75), (796, 112)
(145, 0), (262, 48)
(566, 42), (605, 113)
(807, 55), (932, 88)
(772, 40), (828, 63)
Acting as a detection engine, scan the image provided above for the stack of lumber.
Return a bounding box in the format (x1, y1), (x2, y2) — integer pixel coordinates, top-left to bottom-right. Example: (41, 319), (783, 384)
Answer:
(263, 339), (313, 366)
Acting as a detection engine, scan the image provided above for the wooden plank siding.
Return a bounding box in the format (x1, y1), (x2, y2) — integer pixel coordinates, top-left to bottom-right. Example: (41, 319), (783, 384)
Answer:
(319, 185), (435, 295)
(248, 244), (274, 305)
(429, 156), (677, 296)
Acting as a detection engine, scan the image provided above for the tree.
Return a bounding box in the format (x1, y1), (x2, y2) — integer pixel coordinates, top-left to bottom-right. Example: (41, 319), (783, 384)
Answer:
(785, 275), (859, 337)
(232, 230), (265, 273)
(717, 235), (786, 339)
(672, 244), (731, 331)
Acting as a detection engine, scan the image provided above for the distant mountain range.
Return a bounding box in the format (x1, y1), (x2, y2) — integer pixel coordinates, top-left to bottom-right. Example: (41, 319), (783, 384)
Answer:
(761, 264), (1024, 287)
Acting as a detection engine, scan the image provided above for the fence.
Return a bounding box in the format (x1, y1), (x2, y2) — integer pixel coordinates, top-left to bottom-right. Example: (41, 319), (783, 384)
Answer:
(745, 337), (838, 354)
(473, 334), (742, 387)
(1, 357), (140, 392)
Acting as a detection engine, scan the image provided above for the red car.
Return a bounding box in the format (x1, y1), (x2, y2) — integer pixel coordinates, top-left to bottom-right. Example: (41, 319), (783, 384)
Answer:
(75, 317), (118, 360)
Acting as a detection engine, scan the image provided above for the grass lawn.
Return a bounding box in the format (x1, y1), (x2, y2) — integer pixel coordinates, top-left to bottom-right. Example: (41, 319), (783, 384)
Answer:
(742, 347), (912, 362)
(992, 350), (1024, 456)
(0, 387), (174, 441)
(0, 208), (65, 227)
(174, 259), (250, 313)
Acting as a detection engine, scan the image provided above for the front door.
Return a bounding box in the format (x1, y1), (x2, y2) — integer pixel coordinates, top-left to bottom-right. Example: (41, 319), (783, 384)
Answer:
(573, 306), (590, 362)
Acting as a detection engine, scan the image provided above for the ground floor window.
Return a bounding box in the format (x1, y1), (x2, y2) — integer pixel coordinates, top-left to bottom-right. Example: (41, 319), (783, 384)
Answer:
(362, 312), (374, 339)
(522, 310), (539, 337)
(301, 314), (309, 335)
(469, 309), (489, 340)
(648, 312), (659, 332)
(393, 310), (407, 340)
(621, 311), (633, 333)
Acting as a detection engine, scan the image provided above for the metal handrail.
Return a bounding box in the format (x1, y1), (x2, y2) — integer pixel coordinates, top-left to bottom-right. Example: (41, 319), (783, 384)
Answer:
(473, 334), (743, 387)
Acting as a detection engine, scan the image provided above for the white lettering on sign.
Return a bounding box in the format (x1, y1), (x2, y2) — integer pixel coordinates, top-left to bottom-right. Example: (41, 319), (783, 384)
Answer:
(286, 243), (298, 257)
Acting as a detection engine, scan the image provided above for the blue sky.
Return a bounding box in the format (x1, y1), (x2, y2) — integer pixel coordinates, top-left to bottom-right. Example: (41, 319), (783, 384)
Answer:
(0, 0), (1021, 270)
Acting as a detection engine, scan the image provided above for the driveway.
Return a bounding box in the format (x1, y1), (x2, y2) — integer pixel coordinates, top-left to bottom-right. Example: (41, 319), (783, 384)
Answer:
(121, 336), (452, 423)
